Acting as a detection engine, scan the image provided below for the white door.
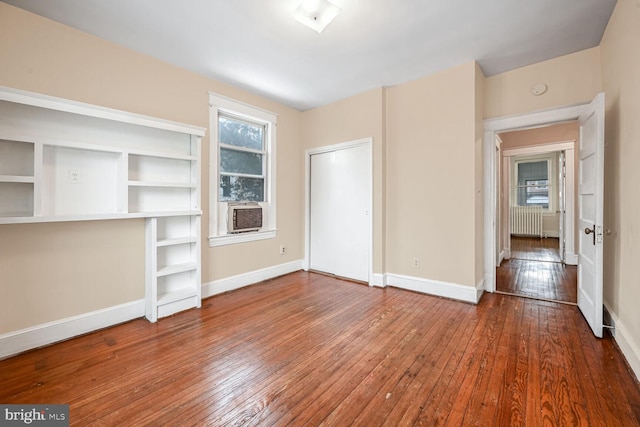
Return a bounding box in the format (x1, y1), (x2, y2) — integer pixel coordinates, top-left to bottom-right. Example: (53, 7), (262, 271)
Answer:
(309, 143), (370, 282)
(558, 151), (565, 262)
(577, 93), (605, 338)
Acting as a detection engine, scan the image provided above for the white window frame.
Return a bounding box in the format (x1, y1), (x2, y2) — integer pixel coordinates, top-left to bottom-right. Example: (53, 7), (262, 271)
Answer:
(208, 92), (277, 247)
(511, 154), (556, 213)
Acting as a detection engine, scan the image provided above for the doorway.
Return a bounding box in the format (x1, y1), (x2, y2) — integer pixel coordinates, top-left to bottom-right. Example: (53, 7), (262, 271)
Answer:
(305, 138), (373, 284)
(483, 93), (605, 337)
(496, 128), (578, 304)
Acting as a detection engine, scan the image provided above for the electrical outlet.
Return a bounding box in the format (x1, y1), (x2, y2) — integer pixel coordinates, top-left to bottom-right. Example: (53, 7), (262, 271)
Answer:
(412, 258), (420, 268)
(279, 245), (286, 255)
(69, 169), (81, 184)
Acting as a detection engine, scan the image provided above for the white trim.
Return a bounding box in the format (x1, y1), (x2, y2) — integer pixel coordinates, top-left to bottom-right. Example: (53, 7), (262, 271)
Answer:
(0, 300), (145, 360)
(304, 137), (374, 284)
(484, 101), (591, 293)
(565, 252), (579, 265)
(386, 273), (483, 304)
(0, 86), (205, 136)
(0, 210), (202, 225)
(605, 303), (640, 381)
(202, 260), (303, 297)
(371, 273), (386, 288)
(209, 229), (276, 247)
(502, 141), (575, 157)
(208, 92), (278, 123)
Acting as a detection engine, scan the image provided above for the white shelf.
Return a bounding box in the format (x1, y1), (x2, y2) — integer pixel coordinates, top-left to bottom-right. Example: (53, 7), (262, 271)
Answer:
(128, 180), (196, 188)
(0, 175), (34, 183)
(157, 236), (197, 247)
(157, 287), (199, 306)
(128, 148), (197, 161)
(0, 210), (202, 225)
(157, 262), (198, 277)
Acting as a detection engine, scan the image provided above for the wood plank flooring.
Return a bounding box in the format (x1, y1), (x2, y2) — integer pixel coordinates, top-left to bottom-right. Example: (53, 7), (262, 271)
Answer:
(1, 271), (639, 426)
(497, 259), (577, 303)
(498, 237), (577, 304)
(511, 236), (562, 262)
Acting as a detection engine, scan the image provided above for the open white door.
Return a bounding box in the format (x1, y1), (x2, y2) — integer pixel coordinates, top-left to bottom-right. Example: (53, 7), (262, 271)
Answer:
(558, 151), (565, 262)
(577, 93), (605, 338)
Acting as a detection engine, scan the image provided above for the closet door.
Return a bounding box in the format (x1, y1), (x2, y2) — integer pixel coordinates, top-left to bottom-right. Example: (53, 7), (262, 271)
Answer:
(309, 143), (370, 282)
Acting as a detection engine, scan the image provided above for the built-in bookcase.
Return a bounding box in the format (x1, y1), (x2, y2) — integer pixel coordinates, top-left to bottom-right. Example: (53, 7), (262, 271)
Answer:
(146, 215), (201, 322)
(0, 86), (205, 321)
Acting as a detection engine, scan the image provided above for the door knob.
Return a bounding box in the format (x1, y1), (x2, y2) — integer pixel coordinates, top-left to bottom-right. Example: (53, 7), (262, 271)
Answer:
(585, 225), (596, 246)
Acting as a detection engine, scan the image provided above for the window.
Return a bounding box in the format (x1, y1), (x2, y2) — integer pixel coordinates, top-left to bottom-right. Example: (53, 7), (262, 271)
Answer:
(524, 179), (549, 206)
(513, 158), (553, 211)
(209, 93), (277, 246)
(218, 114), (266, 202)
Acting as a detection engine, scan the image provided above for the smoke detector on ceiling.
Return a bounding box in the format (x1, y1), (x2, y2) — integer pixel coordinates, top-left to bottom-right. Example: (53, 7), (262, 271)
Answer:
(530, 83), (548, 96)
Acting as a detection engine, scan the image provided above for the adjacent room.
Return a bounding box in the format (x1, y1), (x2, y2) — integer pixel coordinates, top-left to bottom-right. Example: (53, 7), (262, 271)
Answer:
(1, 0), (639, 425)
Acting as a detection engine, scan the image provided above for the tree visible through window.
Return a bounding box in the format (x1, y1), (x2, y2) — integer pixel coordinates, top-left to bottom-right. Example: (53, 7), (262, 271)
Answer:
(218, 114), (266, 202)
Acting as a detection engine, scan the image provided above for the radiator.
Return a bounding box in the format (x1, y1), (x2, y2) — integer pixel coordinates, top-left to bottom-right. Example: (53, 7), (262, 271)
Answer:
(510, 206), (543, 237)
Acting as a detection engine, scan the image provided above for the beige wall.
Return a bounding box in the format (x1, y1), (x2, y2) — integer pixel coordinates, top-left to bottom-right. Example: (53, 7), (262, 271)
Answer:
(302, 88), (386, 274)
(0, 3), (303, 333)
(0, 220), (144, 332)
(303, 63), (484, 288)
(386, 62), (480, 286)
(484, 47), (602, 119)
(499, 122), (579, 148)
(474, 63), (485, 284)
(600, 0), (640, 368)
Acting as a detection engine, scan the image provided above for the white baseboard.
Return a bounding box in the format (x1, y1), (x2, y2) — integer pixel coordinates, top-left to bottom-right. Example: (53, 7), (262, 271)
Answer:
(543, 231), (560, 238)
(202, 260), (304, 298)
(386, 273), (483, 304)
(565, 252), (578, 265)
(498, 250), (505, 266)
(605, 304), (640, 382)
(0, 299), (145, 360)
(371, 273), (386, 288)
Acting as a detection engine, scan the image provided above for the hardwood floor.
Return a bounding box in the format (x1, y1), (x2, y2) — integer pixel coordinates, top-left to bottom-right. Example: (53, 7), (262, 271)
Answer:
(1, 271), (639, 426)
(510, 236), (562, 262)
(497, 259), (578, 303)
(498, 236), (577, 304)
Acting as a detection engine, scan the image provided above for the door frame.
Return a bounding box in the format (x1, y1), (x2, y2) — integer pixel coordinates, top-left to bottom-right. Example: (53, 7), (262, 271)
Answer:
(484, 102), (591, 293)
(502, 141), (576, 265)
(304, 137), (374, 285)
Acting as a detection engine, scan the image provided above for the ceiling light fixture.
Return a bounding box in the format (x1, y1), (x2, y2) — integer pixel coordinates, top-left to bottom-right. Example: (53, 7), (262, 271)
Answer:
(293, 0), (341, 33)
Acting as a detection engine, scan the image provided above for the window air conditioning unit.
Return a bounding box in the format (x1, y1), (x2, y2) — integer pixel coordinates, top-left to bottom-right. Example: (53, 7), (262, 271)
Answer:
(228, 203), (263, 233)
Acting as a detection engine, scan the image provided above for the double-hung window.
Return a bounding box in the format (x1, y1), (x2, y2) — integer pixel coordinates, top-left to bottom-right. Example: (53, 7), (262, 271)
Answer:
(513, 157), (554, 211)
(209, 93), (277, 246)
(218, 113), (266, 202)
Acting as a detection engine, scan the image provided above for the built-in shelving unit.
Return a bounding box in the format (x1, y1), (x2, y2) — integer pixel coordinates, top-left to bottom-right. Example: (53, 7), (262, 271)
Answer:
(145, 215), (201, 322)
(0, 86), (206, 321)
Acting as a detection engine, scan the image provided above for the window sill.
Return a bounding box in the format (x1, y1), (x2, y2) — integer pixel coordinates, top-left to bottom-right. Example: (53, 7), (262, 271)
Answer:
(208, 229), (276, 247)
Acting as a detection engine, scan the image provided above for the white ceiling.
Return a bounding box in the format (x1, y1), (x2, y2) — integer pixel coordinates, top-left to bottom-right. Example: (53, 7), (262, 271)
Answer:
(3, 0), (617, 111)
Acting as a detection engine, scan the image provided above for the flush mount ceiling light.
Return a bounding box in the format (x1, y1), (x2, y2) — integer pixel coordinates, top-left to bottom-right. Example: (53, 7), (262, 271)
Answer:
(293, 0), (341, 33)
